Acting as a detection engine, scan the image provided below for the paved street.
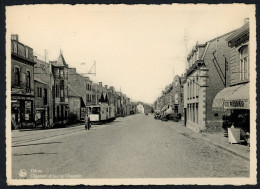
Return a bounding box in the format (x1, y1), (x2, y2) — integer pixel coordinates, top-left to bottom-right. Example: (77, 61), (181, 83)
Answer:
(12, 114), (249, 179)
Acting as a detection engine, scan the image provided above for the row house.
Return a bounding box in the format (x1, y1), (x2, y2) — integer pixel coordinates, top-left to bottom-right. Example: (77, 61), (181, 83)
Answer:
(155, 74), (185, 119)
(11, 35), (35, 128)
(34, 78), (48, 127)
(183, 30), (234, 132)
(34, 57), (54, 127)
(50, 52), (69, 126)
(171, 75), (185, 119)
(86, 77), (93, 106)
(68, 68), (92, 120)
(212, 20), (250, 133)
(68, 85), (82, 121)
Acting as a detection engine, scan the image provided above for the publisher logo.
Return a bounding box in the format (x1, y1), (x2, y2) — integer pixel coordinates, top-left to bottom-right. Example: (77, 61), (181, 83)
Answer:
(18, 169), (27, 178)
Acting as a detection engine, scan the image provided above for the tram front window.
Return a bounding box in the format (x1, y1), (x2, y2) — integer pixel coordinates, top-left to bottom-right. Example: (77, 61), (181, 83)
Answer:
(91, 107), (100, 114)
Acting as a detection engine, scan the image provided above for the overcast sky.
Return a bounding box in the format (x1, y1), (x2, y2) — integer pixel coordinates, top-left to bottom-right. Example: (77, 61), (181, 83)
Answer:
(6, 4), (254, 104)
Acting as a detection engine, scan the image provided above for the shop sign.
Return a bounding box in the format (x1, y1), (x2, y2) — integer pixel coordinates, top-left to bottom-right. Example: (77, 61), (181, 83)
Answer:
(223, 100), (245, 108)
(12, 95), (33, 100)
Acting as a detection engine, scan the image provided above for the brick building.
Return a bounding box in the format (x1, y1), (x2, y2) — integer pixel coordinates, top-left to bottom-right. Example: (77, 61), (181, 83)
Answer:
(34, 57), (54, 127)
(34, 78), (49, 127)
(11, 35), (35, 128)
(86, 77), (93, 106)
(213, 20), (250, 133)
(184, 30), (235, 132)
(68, 85), (82, 121)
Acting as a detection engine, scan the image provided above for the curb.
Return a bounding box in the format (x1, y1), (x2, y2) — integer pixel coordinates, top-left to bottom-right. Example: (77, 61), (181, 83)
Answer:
(172, 122), (250, 161)
(199, 136), (250, 161)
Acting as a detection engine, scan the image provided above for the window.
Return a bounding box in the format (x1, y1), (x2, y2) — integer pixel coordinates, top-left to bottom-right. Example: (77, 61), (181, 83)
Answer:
(60, 85), (64, 98)
(239, 46), (249, 80)
(37, 87), (42, 97)
(26, 70), (31, 89)
(57, 106), (60, 117)
(187, 82), (190, 99)
(44, 88), (47, 105)
(25, 47), (29, 58)
(196, 78), (199, 97)
(14, 67), (20, 86)
(55, 85), (59, 98)
(60, 69), (64, 78)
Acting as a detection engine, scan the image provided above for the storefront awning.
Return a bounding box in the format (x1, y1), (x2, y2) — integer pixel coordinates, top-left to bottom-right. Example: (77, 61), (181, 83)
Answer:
(212, 83), (249, 110)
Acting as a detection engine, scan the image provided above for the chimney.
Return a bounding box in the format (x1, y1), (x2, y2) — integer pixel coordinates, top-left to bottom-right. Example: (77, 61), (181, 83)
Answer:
(99, 82), (102, 87)
(11, 34), (19, 41)
(109, 86), (114, 91)
(244, 18), (249, 24)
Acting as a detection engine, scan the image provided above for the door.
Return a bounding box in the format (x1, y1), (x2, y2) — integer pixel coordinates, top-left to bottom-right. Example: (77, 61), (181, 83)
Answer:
(184, 108), (187, 126)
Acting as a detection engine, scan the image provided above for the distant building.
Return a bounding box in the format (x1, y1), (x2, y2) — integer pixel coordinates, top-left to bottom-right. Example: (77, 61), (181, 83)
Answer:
(11, 34), (36, 128)
(68, 85), (82, 121)
(86, 77), (93, 106)
(137, 104), (144, 114)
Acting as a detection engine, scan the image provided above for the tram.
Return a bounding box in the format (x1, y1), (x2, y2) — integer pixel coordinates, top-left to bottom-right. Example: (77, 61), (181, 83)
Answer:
(86, 103), (116, 124)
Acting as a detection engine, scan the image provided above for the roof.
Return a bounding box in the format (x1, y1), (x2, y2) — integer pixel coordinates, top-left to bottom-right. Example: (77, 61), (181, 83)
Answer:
(68, 85), (81, 98)
(226, 22), (249, 47)
(34, 77), (48, 85)
(51, 52), (67, 67)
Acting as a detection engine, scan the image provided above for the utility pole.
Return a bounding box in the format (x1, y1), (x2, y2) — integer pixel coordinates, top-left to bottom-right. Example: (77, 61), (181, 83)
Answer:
(44, 49), (48, 62)
(183, 29), (190, 71)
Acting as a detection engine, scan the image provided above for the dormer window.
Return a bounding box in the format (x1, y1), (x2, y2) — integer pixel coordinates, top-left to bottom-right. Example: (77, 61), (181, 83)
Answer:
(239, 45), (249, 80)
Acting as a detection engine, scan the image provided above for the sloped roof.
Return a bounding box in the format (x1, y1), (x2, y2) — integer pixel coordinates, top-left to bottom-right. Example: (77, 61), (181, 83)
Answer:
(226, 22), (249, 47)
(52, 52), (67, 67)
(68, 85), (81, 98)
(34, 77), (48, 85)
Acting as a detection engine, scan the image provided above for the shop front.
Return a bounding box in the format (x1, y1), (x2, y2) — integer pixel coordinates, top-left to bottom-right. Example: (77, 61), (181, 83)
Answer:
(11, 95), (34, 128)
(212, 83), (250, 132)
(35, 107), (49, 128)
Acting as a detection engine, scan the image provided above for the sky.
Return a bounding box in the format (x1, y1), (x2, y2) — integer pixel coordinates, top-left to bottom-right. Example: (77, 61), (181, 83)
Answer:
(6, 4), (254, 104)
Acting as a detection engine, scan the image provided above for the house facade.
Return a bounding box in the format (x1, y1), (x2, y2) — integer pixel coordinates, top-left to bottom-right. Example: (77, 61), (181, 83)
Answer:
(11, 35), (35, 128)
(50, 52), (69, 126)
(34, 78), (49, 127)
(213, 20), (250, 133)
(184, 30), (234, 132)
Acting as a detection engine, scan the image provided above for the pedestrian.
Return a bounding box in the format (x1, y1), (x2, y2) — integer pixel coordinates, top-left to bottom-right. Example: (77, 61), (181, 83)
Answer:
(85, 114), (91, 130)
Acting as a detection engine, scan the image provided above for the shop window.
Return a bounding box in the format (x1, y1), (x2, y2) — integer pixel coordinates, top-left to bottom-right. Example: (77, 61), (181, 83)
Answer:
(239, 46), (249, 80)
(14, 67), (20, 86)
(24, 101), (32, 121)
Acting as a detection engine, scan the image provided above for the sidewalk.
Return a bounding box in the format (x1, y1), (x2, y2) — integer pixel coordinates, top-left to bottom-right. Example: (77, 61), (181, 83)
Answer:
(169, 120), (250, 161)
